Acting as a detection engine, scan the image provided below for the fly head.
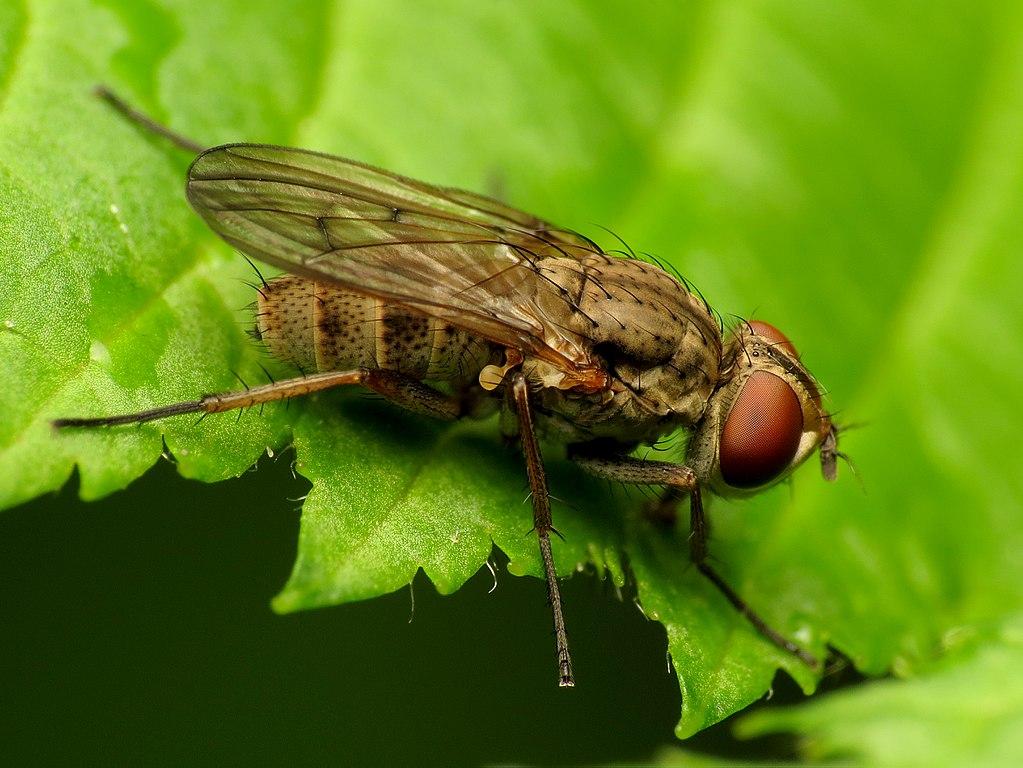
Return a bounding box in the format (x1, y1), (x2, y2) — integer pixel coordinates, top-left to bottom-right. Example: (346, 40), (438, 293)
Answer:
(687, 320), (836, 496)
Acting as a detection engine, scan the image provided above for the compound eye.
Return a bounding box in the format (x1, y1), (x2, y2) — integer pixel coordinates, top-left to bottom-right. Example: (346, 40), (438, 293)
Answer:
(749, 320), (798, 358)
(720, 371), (803, 488)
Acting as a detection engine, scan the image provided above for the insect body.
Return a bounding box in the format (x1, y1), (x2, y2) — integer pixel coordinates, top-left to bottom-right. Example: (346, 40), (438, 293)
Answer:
(255, 276), (497, 393)
(58, 89), (841, 686)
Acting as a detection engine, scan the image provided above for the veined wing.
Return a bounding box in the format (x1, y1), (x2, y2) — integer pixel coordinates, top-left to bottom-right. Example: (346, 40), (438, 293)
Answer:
(186, 143), (605, 381)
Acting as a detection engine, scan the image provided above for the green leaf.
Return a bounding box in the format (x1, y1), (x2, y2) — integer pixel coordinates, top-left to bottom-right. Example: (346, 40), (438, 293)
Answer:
(734, 614), (1023, 767)
(3, 0), (1023, 739)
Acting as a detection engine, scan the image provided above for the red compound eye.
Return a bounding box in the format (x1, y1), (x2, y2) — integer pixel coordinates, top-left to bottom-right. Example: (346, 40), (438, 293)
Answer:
(720, 371), (803, 488)
(749, 320), (798, 358)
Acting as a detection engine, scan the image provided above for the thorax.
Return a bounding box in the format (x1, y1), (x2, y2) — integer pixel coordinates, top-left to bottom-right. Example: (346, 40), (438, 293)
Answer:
(516, 255), (723, 445)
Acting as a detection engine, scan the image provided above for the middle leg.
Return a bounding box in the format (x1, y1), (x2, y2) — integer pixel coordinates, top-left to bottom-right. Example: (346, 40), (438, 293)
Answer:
(509, 372), (574, 687)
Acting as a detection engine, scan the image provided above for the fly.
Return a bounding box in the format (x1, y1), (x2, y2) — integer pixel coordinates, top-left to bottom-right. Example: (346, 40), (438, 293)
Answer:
(56, 87), (844, 686)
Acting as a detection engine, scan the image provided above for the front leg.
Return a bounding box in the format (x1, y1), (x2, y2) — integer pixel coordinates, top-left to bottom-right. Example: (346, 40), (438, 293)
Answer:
(568, 446), (819, 669)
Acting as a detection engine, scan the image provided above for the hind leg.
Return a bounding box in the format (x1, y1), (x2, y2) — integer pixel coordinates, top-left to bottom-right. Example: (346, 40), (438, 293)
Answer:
(54, 368), (461, 428)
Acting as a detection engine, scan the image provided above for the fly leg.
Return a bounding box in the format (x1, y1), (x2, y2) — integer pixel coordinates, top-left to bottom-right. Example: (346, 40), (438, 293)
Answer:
(54, 368), (460, 428)
(686, 485), (819, 667)
(94, 86), (205, 154)
(567, 448), (820, 669)
(509, 372), (574, 687)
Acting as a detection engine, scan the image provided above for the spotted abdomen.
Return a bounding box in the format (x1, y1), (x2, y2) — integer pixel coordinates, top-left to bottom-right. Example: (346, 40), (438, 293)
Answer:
(255, 275), (496, 384)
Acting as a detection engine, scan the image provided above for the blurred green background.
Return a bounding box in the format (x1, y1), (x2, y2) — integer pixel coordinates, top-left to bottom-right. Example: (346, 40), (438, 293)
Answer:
(2, 455), (819, 765)
(2, 0), (1022, 765)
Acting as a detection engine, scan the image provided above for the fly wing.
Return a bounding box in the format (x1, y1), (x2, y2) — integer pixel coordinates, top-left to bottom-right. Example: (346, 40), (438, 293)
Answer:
(186, 143), (602, 378)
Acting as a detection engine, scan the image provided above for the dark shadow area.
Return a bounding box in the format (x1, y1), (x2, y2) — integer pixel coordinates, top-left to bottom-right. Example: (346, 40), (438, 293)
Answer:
(0, 454), (862, 766)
